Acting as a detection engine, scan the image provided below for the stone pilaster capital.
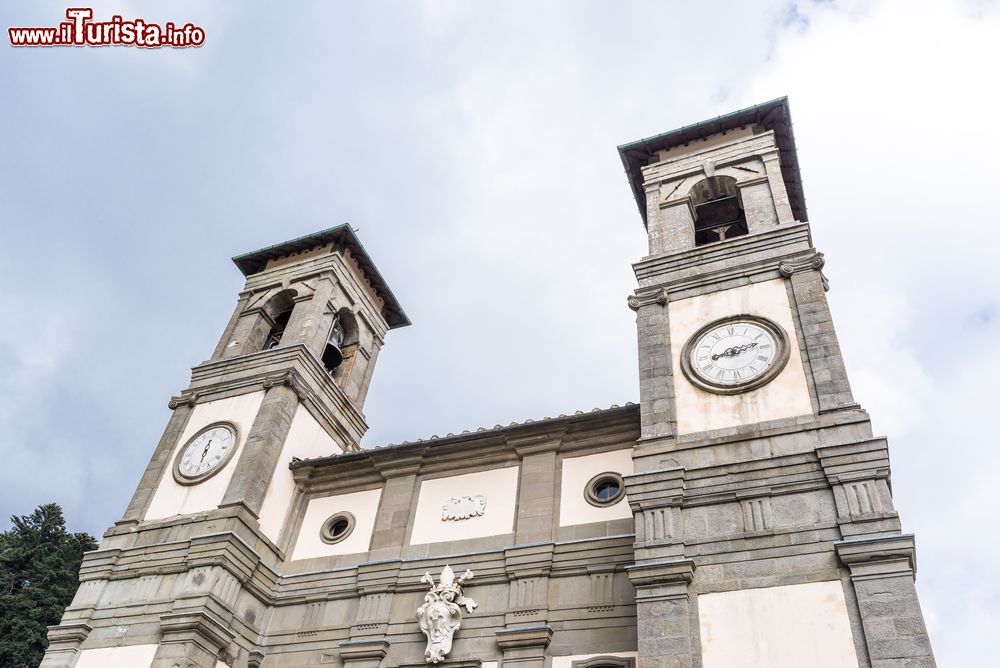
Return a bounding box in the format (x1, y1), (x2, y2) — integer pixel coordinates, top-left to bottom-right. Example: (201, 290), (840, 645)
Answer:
(158, 609), (235, 653)
(45, 622), (92, 645)
(658, 194), (695, 214)
(261, 369), (311, 402)
(627, 286), (669, 311)
(625, 558), (695, 588)
(506, 431), (564, 457)
(369, 450), (424, 478)
(834, 534), (917, 579)
(623, 467), (686, 511)
(168, 391), (199, 410)
(339, 639), (390, 662)
(495, 624), (553, 650)
(247, 648), (266, 668)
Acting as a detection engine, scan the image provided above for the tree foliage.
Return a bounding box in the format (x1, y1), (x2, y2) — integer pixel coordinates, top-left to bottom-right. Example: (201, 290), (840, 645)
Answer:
(0, 503), (97, 668)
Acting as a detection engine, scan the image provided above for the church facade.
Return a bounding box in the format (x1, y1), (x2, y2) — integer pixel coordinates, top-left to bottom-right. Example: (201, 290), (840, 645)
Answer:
(41, 98), (936, 668)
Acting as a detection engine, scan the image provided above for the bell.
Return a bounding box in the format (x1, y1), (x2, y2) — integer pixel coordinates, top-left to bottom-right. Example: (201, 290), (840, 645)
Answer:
(322, 338), (343, 370)
(322, 318), (346, 371)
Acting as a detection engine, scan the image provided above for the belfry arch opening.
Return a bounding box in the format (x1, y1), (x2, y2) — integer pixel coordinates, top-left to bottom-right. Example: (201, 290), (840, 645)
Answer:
(689, 175), (748, 245)
(261, 290), (297, 351)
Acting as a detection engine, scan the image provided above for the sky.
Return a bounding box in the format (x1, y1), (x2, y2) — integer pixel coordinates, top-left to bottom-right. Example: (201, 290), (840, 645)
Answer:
(1, 0), (997, 663)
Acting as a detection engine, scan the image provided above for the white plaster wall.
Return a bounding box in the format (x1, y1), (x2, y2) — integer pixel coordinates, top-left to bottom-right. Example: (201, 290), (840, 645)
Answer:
(698, 581), (859, 668)
(409, 466), (519, 545)
(552, 651), (638, 668)
(145, 391), (265, 521)
(75, 644), (157, 668)
(669, 279), (812, 435)
(291, 488), (382, 560)
(258, 404), (342, 544)
(559, 449), (634, 526)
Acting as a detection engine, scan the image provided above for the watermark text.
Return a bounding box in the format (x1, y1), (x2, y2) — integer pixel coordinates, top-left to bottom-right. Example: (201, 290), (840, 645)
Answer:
(9, 8), (205, 48)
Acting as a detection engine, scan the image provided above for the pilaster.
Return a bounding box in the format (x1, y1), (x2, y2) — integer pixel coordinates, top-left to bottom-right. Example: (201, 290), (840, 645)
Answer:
(339, 639), (391, 668)
(221, 381), (299, 516)
(211, 293), (252, 361)
(349, 560), (402, 640)
(623, 467), (686, 561)
(835, 535), (935, 667)
(651, 197), (696, 255)
(151, 610), (236, 668)
(737, 175), (779, 233)
(282, 273), (338, 357)
(495, 625), (553, 668)
(368, 452), (423, 560)
(503, 543), (555, 626)
(509, 432), (562, 544)
(120, 399), (196, 524)
(38, 623), (91, 668)
(785, 263), (857, 413)
(631, 288), (675, 442)
(762, 149), (795, 224)
(625, 560), (697, 668)
(818, 439), (901, 537)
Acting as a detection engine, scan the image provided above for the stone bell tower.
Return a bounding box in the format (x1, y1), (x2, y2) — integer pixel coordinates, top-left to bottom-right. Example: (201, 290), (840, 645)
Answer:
(41, 225), (408, 668)
(619, 98), (936, 667)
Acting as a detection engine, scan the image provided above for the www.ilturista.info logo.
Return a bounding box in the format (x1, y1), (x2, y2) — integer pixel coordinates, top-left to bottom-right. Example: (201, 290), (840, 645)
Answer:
(8, 8), (205, 48)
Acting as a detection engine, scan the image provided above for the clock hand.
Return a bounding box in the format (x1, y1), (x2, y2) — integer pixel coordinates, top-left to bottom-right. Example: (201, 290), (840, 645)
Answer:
(200, 440), (213, 464)
(711, 341), (759, 361)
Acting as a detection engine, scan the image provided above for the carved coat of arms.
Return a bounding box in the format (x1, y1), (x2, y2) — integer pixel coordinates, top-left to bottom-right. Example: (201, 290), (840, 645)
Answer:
(415, 565), (477, 663)
(442, 494), (487, 521)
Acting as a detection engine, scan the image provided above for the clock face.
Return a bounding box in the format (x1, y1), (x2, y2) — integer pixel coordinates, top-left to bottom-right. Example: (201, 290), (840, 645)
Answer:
(173, 423), (238, 484)
(681, 316), (790, 394)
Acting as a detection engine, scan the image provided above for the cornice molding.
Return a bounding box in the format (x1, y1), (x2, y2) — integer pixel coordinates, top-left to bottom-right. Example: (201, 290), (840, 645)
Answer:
(184, 344), (367, 450)
(633, 223), (815, 293)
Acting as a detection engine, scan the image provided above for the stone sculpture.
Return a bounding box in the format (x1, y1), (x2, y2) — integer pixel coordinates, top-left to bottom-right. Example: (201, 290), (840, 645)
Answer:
(442, 494), (487, 521)
(416, 565), (478, 663)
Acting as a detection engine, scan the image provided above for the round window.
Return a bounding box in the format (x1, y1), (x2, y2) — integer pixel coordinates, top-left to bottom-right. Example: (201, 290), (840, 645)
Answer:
(585, 472), (625, 507)
(319, 512), (356, 545)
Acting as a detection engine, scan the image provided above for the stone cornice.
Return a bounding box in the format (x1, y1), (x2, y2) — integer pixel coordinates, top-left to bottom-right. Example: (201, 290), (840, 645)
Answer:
(185, 344), (368, 450)
(85, 524), (637, 610)
(290, 404), (640, 483)
(623, 468), (685, 510)
(640, 131), (779, 185)
(636, 405), (870, 452)
(817, 438), (891, 483)
(632, 223), (816, 295)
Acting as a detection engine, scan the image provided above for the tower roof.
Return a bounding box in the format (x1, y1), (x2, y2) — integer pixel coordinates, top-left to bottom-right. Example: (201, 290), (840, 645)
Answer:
(232, 224), (410, 329)
(618, 96), (807, 226)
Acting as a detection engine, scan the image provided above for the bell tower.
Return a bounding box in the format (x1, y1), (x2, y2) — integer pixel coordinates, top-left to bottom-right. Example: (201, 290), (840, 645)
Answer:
(42, 225), (408, 668)
(619, 99), (936, 667)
